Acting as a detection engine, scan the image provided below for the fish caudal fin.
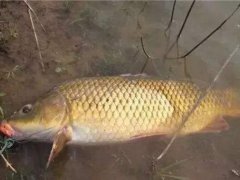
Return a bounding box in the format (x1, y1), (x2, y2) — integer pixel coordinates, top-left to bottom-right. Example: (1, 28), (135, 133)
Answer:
(200, 116), (229, 133)
(46, 126), (72, 168)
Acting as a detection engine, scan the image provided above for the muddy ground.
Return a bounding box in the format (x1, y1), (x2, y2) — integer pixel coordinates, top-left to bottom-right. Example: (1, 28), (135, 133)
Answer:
(0, 1), (240, 180)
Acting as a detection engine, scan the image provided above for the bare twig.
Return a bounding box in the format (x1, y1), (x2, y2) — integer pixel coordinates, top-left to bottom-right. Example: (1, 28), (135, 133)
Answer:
(139, 37), (164, 77)
(136, 2), (156, 74)
(140, 37), (155, 60)
(231, 169), (240, 177)
(164, 0), (177, 56)
(23, 0), (46, 32)
(1, 154), (17, 173)
(183, 58), (192, 80)
(140, 58), (149, 74)
(156, 44), (240, 161)
(136, 2), (148, 31)
(165, 0), (177, 33)
(167, 3), (240, 60)
(28, 8), (45, 72)
(138, 2), (148, 16)
(164, 0), (196, 58)
(140, 36), (158, 73)
(176, 0), (196, 42)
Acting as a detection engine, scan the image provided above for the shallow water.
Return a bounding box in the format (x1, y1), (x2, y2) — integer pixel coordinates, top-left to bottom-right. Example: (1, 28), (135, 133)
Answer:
(0, 1), (240, 180)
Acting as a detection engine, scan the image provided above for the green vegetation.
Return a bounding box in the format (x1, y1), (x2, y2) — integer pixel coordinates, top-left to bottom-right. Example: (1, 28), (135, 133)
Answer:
(0, 92), (17, 173)
(0, 136), (15, 154)
(3, 65), (22, 80)
(0, 23), (18, 54)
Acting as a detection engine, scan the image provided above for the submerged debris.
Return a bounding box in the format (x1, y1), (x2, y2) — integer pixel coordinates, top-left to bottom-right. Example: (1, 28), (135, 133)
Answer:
(55, 66), (67, 74)
(231, 169), (240, 177)
(154, 159), (189, 180)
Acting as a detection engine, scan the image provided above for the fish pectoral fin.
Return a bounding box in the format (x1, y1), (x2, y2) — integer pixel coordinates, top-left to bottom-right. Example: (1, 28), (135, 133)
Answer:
(200, 116), (229, 133)
(46, 125), (72, 168)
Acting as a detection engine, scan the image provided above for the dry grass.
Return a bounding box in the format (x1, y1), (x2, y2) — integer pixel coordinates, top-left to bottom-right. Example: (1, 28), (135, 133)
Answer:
(23, 0), (46, 72)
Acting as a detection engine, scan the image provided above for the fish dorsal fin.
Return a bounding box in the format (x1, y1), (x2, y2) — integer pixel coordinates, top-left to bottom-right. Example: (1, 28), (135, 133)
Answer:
(200, 116), (229, 133)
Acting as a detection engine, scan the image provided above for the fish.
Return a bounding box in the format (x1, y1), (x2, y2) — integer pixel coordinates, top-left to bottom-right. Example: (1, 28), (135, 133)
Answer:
(0, 75), (239, 167)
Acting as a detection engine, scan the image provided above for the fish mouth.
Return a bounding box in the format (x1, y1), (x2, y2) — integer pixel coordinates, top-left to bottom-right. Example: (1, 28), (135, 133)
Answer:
(0, 120), (23, 138)
(0, 121), (56, 142)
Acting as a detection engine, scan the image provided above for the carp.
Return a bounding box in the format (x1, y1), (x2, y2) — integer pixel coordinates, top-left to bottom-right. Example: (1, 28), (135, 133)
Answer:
(0, 76), (239, 167)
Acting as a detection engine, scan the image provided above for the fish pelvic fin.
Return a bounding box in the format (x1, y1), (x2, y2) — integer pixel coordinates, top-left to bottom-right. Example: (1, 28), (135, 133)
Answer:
(46, 125), (72, 168)
(200, 116), (229, 133)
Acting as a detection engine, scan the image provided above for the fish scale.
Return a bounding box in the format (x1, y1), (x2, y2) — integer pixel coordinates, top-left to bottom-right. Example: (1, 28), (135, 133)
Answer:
(50, 76), (239, 143)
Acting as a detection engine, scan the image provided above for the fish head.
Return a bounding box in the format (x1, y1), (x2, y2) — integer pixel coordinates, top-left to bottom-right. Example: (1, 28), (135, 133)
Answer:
(0, 93), (67, 140)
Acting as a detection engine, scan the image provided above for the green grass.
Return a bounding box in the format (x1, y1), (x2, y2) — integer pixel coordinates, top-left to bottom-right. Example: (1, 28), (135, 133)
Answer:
(0, 136), (15, 154)
(0, 92), (17, 173)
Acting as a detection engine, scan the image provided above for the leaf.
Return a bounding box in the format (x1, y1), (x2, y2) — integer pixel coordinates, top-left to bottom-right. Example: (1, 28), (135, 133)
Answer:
(4, 138), (14, 149)
(6, 141), (14, 149)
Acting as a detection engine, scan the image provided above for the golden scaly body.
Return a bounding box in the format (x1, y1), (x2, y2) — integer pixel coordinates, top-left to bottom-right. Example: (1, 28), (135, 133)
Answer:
(52, 76), (239, 143)
(1, 75), (240, 167)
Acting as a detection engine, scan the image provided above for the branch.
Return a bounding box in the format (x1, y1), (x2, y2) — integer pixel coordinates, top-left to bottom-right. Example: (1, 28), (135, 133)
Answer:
(140, 36), (158, 73)
(167, 3), (240, 60)
(140, 36), (155, 59)
(165, 0), (177, 33)
(165, 0), (196, 57)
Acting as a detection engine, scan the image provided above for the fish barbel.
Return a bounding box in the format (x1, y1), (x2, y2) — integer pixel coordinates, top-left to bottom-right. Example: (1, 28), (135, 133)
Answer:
(0, 75), (239, 166)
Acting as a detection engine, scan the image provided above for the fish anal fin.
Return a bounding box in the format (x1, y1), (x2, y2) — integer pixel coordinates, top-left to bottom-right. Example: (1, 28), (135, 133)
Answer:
(130, 130), (170, 140)
(46, 125), (72, 168)
(200, 116), (229, 133)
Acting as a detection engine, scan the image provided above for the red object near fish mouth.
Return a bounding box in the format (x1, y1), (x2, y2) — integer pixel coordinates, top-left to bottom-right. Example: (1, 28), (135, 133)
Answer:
(0, 121), (15, 137)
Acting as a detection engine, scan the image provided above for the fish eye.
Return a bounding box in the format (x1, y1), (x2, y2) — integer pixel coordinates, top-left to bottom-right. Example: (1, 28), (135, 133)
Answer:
(20, 104), (33, 114)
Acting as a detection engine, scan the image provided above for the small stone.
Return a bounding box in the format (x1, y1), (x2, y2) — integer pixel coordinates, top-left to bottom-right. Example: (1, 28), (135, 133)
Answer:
(55, 67), (65, 73)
